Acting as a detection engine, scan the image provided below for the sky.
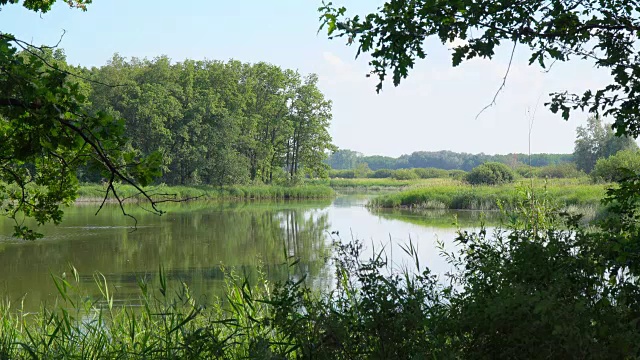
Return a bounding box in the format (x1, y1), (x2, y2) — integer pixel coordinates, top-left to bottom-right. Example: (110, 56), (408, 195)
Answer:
(0, 0), (617, 157)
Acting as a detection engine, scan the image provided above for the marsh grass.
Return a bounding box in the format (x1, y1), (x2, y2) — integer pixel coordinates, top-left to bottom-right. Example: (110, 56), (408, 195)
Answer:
(76, 184), (334, 203)
(370, 179), (608, 211)
(0, 264), (291, 359)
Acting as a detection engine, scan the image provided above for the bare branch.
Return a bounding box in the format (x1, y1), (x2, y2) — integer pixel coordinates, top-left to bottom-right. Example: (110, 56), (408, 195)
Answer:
(476, 41), (517, 120)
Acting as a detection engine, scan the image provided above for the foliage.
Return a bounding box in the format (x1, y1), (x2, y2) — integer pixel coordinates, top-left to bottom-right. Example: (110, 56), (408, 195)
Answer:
(536, 162), (585, 179)
(326, 149), (362, 169)
(86, 56), (335, 186)
(574, 116), (638, 173)
(353, 162), (372, 178)
(391, 168), (419, 180)
(515, 164), (537, 178)
(320, 0), (640, 138)
(328, 169), (355, 178)
(591, 149), (640, 183)
(327, 149), (573, 171)
(76, 183), (335, 202)
(0, 1), (162, 239)
(438, 192), (640, 358)
(465, 162), (515, 185)
(368, 168), (395, 178)
(413, 167), (449, 179)
(370, 178), (605, 211)
(307, 177), (424, 190)
(447, 169), (467, 181)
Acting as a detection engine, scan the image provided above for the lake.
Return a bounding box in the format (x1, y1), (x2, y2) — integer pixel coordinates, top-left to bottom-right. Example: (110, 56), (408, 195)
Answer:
(0, 195), (490, 311)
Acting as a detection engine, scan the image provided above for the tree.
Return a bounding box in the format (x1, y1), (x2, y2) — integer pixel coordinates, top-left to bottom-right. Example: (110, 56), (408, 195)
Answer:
(1, 1), (162, 239)
(319, 0), (640, 137)
(326, 149), (363, 170)
(574, 116), (637, 173)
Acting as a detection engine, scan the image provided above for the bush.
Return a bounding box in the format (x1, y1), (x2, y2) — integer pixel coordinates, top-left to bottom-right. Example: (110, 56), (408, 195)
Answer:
(392, 168), (419, 180)
(515, 164), (537, 178)
(465, 162), (515, 185)
(591, 149), (640, 182)
(413, 167), (449, 179)
(353, 163), (373, 178)
(447, 169), (467, 180)
(537, 162), (585, 178)
(369, 169), (395, 178)
(328, 169), (355, 178)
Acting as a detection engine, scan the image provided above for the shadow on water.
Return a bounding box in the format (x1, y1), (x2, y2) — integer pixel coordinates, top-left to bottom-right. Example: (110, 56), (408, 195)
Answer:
(0, 195), (489, 311)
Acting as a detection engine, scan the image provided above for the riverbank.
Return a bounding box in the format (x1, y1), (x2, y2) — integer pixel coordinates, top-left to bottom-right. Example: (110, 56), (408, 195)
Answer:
(306, 178), (450, 192)
(368, 178), (609, 211)
(76, 184), (335, 203)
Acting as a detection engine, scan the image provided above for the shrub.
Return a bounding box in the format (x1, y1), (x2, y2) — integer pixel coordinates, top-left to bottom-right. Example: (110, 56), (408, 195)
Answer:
(537, 162), (584, 178)
(392, 168), (419, 180)
(413, 167), (449, 179)
(328, 169), (355, 178)
(369, 169), (395, 178)
(515, 164), (537, 178)
(353, 163), (373, 178)
(591, 149), (640, 182)
(465, 162), (515, 185)
(447, 169), (467, 180)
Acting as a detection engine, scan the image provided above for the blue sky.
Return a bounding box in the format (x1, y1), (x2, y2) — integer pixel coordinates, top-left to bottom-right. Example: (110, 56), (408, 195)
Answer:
(1, 0), (614, 156)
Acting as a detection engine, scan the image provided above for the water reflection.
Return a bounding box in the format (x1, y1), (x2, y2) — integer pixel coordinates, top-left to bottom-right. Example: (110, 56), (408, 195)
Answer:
(0, 196), (487, 311)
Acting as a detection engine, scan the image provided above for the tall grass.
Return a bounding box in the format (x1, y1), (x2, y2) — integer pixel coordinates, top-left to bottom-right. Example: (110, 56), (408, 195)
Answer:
(0, 264), (289, 359)
(370, 179), (608, 210)
(306, 178), (458, 192)
(76, 184), (334, 203)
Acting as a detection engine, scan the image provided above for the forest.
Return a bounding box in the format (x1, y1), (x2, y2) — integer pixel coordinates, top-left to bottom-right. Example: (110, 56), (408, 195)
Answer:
(56, 51), (335, 186)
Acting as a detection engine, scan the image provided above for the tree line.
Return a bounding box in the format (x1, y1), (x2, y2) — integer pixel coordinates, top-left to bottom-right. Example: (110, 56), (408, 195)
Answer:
(327, 149), (573, 171)
(329, 116), (639, 175)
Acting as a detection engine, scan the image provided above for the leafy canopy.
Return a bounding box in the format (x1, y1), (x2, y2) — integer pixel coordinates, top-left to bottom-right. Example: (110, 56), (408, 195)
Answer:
(319, 0), (640, 137)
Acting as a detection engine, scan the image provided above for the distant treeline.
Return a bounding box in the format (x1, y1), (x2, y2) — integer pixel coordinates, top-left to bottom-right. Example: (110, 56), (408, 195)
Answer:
(329, 162), (586, 180)
(327, 149), (573, 171)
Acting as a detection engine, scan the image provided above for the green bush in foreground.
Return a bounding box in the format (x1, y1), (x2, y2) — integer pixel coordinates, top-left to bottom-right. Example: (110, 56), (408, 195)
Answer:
(2, 187), (640, 358)
(591, 149), (640, 183)
(466, 162), (515, 185)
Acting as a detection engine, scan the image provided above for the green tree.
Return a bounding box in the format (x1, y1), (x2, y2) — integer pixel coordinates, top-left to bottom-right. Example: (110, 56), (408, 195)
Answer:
(0, 1), (161, 239)
(285, 74), (335, 180)
(574, 116), (637, 173)
(86, 57), (335, 187)
(326, 149), (362, 170)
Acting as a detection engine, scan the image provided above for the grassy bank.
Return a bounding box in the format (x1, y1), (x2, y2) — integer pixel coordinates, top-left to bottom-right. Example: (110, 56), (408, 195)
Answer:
(307, 178), (451, 191)
(76, 183), (334, 202)
(369, 179), (608, 211)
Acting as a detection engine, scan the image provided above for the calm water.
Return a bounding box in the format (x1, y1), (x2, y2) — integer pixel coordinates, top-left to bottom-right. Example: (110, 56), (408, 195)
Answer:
(0, 195), (489, 310)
